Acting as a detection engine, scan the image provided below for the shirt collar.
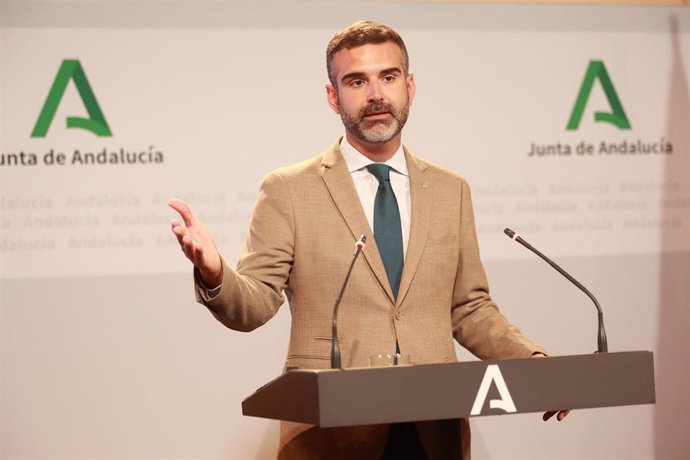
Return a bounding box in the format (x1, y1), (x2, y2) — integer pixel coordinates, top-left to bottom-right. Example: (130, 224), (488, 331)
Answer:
(340, 135), (409, 176)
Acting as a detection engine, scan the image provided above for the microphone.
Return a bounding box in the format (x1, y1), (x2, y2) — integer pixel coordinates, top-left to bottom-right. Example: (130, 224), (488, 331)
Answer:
(331, 235), (367, 369)
(503, 228), (608, 353)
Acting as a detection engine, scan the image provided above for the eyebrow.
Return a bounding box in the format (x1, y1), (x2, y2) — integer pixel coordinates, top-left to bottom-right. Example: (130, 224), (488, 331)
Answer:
(340, 67), (403, 84)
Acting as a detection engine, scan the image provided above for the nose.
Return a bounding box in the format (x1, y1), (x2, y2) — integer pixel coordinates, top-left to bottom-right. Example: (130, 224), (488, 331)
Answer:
(367, 80), (384, 102)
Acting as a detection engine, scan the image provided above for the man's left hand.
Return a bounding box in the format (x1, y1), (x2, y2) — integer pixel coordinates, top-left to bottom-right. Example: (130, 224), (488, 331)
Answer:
(531, 352), (571, 421)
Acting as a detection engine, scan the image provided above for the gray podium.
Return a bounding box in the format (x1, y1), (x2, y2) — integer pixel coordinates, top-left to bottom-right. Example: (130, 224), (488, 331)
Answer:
(242, 351), (655, 427)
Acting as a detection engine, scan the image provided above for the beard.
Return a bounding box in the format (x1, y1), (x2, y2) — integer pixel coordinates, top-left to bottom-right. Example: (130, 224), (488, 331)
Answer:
(339, 100), (410, 144)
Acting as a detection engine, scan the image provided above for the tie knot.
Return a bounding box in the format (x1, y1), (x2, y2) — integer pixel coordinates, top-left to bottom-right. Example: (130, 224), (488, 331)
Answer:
(366, 163), (391, 183)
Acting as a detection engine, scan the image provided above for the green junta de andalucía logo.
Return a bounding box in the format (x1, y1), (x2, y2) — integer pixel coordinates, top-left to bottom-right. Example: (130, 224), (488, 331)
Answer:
(567, 60), (631, 131)
(31, 59), (112, 138)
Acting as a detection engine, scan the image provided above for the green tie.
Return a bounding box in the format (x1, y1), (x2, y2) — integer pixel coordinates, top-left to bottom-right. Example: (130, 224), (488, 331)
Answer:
(366, 163), (404, 299)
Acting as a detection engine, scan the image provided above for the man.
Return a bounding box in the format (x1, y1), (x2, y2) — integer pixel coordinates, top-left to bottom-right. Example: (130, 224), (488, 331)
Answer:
(170, 20), (567, 460)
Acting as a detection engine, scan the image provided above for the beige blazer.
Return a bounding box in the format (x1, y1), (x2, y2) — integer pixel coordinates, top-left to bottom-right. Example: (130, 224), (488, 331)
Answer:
(196, 139), (543, 459)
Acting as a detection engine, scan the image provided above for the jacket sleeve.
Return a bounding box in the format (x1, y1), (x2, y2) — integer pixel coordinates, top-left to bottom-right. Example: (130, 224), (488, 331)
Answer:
(450, 178), (545, 359)
(194, 171), (295, 332)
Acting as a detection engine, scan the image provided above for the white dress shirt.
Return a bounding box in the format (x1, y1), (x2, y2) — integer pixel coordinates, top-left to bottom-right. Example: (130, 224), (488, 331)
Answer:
(340, 136), (411, 256)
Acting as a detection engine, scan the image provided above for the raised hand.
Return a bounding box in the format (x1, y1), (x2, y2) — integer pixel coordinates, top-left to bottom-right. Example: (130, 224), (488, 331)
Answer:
(169, 198), (223, 288)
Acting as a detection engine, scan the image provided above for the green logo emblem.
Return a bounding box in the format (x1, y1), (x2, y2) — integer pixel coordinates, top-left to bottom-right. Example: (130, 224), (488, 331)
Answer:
(31, 59), (112, 137)
(566, 60), (631, 130)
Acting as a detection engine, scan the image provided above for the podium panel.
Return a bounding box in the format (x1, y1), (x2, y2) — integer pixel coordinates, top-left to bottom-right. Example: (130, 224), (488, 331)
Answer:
(242, 351), (655, 427)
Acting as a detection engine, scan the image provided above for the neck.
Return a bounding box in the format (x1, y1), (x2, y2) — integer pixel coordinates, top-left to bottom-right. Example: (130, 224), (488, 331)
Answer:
(345, 131), (401, 163)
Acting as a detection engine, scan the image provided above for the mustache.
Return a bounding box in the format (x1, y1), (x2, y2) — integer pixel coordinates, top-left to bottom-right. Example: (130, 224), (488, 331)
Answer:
(359, 102), (395, 120)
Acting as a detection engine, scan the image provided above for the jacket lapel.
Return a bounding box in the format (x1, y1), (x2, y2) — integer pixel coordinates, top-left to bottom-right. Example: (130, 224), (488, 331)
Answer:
(396, 148), (431, 308)
(320, 140), (396, 304)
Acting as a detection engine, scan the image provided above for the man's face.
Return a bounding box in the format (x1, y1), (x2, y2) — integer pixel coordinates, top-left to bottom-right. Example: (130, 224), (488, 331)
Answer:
(326, 41), (415, 145)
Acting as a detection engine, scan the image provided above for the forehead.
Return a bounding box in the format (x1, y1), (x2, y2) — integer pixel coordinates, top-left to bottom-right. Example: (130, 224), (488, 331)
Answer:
(331, 41), (405, 80)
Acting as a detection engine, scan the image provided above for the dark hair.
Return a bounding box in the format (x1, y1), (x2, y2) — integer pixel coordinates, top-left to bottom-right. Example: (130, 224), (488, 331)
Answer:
(326, 20), (409, 86)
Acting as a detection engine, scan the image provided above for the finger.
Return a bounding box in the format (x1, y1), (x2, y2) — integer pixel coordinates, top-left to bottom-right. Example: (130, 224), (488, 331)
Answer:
(190, 240), (209, 269)
(187, 237), (199, 262)
(169, 199), (196, 227)
(180, 234), (198, 258)
(172, 228), (188, 250)
(172, 222), (186, 236)
(543, 411), (557, 421)
(557, 410), (571, 421)
(181, 235), (206, 267)
(181, 234), (195, 249)
(172, 224), (191, 247)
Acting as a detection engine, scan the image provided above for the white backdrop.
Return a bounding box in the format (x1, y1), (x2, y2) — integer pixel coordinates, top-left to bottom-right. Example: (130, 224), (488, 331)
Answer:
(1, 1), (689, 459)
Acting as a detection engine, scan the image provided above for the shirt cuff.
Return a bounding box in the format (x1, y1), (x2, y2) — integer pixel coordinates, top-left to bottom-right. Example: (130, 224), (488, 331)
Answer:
(194, 267), (222, 300)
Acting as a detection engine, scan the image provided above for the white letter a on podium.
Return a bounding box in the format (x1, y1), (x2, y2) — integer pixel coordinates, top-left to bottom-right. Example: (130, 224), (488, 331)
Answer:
(470, 364), (517, 415)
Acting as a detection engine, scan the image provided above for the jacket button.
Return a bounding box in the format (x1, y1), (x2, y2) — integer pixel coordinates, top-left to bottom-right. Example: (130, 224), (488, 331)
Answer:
(394, 312), (401, 321)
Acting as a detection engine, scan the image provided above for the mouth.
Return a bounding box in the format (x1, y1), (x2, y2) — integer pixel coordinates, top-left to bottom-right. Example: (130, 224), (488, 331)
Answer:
(362, 111), (391, 121)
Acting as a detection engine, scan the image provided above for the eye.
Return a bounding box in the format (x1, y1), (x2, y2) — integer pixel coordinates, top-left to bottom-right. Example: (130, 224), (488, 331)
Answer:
(349, 79), (365, 87)
(383, 74), (396, 83)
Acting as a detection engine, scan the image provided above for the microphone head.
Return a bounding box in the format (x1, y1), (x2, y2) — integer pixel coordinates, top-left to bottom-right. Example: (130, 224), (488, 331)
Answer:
(504, 228), (516, 238)
(356, 234), (366, 250)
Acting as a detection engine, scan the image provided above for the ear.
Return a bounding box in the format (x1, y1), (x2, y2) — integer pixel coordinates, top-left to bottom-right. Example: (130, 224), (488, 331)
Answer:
(406, 73), (416, 105)
(326, 83), (340, 114)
